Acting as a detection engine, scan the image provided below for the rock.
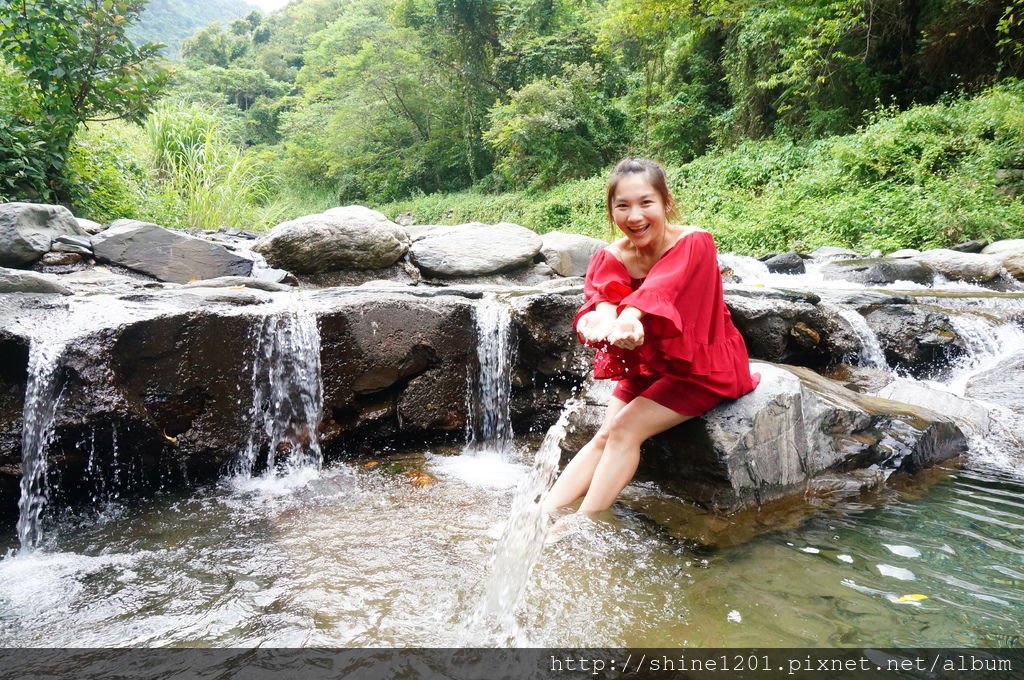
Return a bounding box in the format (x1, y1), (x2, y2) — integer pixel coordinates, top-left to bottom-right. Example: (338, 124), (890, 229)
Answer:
(864, 305), (965, 377)
(91, 220), (254, 284)
(560, 363), (966, 512)
(981, 239), (1024, 256)
(887, 248), (921, 259)
(395, 212), (416, 227)
(913, 249), (1003, 282)
(876, 378), (994, 438)
(726, 292), (859, 366)
(51, 234), (93, 255)
(0, 267), (73, 294)
(820, 257), (934, 285)
(538, 232), (606, 277)
(0, 202), (87, 266)
(75, 217), (105, 235)
(40, 252), (84, 266)
(810, 246), (860, 260)
(964, 352), (1024, 416)
(254, 206), (409, 274)
(409, 222), (542, 278)
(950, 239), (988, 253)
(181, 276), (292, 292)
(762, 251), (805, 275)
(1001, 253), (1024, 281)
(868, 249), (883, 258)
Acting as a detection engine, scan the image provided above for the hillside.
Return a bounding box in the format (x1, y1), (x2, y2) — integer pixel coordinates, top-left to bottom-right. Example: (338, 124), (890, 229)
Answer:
(128, 0), (258, 56)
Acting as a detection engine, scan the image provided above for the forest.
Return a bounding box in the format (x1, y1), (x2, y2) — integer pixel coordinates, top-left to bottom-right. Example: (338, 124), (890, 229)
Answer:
(2, 0), (1023, 253)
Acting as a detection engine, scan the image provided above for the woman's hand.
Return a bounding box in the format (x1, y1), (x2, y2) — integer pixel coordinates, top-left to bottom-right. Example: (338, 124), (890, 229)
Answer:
(608, 308), (645, 350)
(577, 309), (616, 344)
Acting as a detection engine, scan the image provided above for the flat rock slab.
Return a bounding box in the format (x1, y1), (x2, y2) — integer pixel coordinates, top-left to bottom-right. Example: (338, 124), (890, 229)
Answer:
(254, 206), (409, 273)
(91, 220), (253, 284)
(913, 249), (1003, 282)
(0, 203), (86, 267)
(0, 267), (72, 295)
(820, 257), (934, 285)
(410, 222), (542, 277)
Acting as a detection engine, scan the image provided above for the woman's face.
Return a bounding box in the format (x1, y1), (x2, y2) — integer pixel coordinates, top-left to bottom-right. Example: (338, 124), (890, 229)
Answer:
(610, 174), (669, 250)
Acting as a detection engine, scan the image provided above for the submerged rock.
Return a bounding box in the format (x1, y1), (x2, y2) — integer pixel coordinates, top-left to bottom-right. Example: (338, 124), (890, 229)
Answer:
(560, 363), (967, 513)
(0, 203), (87, 267)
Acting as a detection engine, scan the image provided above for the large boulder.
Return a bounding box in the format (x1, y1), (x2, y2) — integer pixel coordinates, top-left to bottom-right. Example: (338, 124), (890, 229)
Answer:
(981, 238), (1024, 256)
(0, 203), (87, 267)
(91, 220), (254, 283)
(913, 248), (1003, 282)
(538, 232), (605, 277)
(809, 246), (860, 260)
(762, 251), (805, 275)
(254, 206), (409, 274)
(0, 267), (72, 295)
(560, 363), (967, 512)
(1001, 253), (1024, 281)
(863, 304), (965, 377)
(820, 257), (934, 285)
(409, 222), (542, 278)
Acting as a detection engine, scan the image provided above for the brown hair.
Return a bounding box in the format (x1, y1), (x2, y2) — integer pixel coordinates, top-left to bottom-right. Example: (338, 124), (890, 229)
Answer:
(605, 157), (678, 226)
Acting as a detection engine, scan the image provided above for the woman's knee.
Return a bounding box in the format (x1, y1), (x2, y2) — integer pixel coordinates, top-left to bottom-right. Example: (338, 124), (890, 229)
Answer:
(604, 413), (645, 450)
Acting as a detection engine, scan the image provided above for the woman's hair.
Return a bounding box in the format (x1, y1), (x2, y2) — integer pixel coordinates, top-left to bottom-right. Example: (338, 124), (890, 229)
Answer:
(605, 157), (678, 225)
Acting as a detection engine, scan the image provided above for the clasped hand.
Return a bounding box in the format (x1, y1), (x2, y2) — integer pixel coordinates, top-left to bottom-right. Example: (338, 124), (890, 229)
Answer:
(578, 309), (644, 350)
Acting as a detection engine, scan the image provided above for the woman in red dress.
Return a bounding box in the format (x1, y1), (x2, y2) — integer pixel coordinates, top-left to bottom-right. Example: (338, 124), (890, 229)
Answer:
(544, 158), (759, 514)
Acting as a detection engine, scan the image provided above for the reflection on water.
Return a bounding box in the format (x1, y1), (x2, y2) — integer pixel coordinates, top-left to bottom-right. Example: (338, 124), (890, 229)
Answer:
(1, 449), (1021, 648)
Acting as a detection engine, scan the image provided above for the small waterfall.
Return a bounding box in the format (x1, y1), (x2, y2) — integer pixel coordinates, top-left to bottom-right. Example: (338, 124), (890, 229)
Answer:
(466, 398), (581, 644)
(234, 310), (324, 477)
(823, 303), (888, 370)
(466, 297), (516, 455)
(16, 342), (66, 551)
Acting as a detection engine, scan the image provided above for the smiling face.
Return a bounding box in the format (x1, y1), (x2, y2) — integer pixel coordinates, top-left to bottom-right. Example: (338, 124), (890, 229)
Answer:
(610, 174), (670, 250)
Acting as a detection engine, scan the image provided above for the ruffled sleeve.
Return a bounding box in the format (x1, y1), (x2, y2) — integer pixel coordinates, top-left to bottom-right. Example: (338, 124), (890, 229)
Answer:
(573, 249), (632, 331)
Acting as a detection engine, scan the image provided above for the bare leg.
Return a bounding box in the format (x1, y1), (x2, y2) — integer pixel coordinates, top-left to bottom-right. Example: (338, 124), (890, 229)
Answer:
(542, 397), (628, 513)
(578, 397), (691, 514)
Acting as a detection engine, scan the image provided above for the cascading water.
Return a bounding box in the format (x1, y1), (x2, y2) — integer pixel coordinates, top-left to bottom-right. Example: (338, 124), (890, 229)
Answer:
(16, 342), (66, 552)
(233, 310), (324, 477)
(466, 296), (516, 456)
(466, 398), (581, 645)
(821, 302), (888, 369)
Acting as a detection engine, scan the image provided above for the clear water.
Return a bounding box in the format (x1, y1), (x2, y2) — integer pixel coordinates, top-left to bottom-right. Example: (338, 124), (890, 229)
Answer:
(0, 448), (1021, 648)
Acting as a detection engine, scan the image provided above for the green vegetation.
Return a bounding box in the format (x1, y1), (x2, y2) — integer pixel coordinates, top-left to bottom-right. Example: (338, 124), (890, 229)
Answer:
(1, 0), (1022, 253)
(128, 0), (258, 57)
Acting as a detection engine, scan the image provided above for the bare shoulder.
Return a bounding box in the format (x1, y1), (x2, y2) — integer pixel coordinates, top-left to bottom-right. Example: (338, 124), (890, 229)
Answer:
(669, 225), (711, 246)
(604, 238), (631, 258)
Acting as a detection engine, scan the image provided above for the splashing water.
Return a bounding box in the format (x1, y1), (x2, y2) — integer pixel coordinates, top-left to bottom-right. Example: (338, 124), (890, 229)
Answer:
(16, 342), (66, 552)
(822, 303), (889, 370)
(466, 296), (516, 456)
(466, 398), (582, 644)
(233, 310), (324, 477)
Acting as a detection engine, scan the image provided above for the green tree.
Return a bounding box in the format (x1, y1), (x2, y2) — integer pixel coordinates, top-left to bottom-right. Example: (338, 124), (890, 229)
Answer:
(0, 0), (167, 200)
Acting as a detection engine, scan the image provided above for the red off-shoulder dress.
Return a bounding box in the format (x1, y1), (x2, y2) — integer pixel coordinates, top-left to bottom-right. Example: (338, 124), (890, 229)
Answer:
(573, 230), (759, 416)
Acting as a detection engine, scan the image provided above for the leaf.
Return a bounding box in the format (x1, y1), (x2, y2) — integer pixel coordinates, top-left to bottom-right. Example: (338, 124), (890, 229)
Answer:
(897, 594), (929, 602)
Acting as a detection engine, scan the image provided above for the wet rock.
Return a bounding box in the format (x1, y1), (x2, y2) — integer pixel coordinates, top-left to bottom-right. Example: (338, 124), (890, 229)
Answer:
(409, 222), (542, 278)
(950, 239), (988, 253)
(887, 248), (920, 259)
(964, 352), (1024, 416)
(92, 220), (254, 283)
(0, 202), (87, 267)
(181, 276), (292, 292)
(560, 363), (966, 512)
(863, 305), (965, 377)
(0, 267), (73, 294)
(725, 292), (856, 366)
(762, 251), (805, 275)
(254, 206), (409, 274)
(539, 232), (605, 277)
(913, 249), (1003, 282)
(820, 257), (934, 285)
(875, 378), (994, 438)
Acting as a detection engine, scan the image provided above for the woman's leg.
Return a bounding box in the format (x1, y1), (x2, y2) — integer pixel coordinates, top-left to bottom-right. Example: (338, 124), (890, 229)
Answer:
(542, 396), (628, 512)
(578, 397), (691, 514)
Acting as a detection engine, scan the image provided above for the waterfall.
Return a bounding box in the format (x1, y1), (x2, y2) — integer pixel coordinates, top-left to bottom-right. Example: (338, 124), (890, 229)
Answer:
(233, 310), (324, 477)
(823, 303), (888, 370)
(16, 342), (66, 551)
(466, 296), (516, 456)
(466, 398), (581, 644)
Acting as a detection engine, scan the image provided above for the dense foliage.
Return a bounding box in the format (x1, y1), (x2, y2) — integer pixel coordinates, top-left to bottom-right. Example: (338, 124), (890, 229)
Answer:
(0, 0), (166, 202)
(128, 0), (258, 56)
